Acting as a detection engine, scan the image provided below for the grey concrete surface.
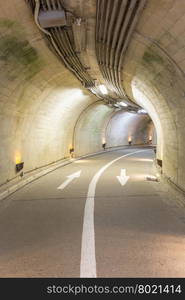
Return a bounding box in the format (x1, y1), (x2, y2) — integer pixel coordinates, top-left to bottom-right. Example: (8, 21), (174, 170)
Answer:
(0, 147), (185, 277)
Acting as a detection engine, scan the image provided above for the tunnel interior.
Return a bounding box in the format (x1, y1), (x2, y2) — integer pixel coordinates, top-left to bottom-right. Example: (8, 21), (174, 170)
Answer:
(1, 0), (185, 281)
(0, 0), (185, 195)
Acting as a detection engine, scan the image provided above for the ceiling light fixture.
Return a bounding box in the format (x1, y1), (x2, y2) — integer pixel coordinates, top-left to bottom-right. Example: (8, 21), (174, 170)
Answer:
(138, 109), (147, 114)
(99, 84), (108, 95)
(119, 101), (128, 107)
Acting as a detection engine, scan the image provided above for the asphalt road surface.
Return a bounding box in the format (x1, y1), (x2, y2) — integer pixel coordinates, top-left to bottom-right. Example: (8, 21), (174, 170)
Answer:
(0, 147), (185, 277)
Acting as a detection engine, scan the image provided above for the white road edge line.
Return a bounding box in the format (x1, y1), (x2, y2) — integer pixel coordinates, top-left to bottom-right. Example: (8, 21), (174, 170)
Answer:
(80, 149), (148, 278)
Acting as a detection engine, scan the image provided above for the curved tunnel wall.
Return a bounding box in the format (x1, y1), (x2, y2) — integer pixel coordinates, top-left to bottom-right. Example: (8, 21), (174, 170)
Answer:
(74, 103), (156, 157)
(121, 0), (185, 191)
(131, 81), (164, 160)
(0, 1), (98, 185)
(105, 111), (156, 148)
(1, 0), (185, 194)
(74, 102), (113, 157)
(0, 0), (158, 189)
(1, 1), (152, 187)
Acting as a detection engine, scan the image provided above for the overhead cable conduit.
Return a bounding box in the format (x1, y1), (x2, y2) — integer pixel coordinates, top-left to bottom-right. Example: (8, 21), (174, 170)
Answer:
(26, 0), (144, 111)
(96, 0), (146, 103)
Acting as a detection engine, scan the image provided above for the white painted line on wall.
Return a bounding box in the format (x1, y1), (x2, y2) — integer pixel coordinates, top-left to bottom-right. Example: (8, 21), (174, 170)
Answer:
(57, 171), (81, 190)
(117, 169), (129, 186)
(80, 149), (147, 278)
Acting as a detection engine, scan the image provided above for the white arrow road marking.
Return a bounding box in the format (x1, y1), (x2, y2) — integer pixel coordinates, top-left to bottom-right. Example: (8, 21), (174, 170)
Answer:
(57, 170), (81, 190)
(80, 149), (147, 278)
(117, 169), (129, 186)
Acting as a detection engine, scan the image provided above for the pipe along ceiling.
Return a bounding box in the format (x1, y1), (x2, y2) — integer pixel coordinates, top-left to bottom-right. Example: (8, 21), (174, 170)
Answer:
(0, 0), (185, 194)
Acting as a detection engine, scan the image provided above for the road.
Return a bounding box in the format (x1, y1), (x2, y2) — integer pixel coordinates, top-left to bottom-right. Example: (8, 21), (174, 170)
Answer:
(0, 147), (185, 277)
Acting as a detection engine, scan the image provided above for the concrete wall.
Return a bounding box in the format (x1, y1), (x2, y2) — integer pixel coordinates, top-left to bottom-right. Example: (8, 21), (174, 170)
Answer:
(105, 111), (156, 148)
(1, 0), (185, 194)
(0, 0), (96, 185)
(74, 104), (156, 157)
(123, 0), (185, 190)
(74, 102), (113, 156)
(0, 0), (154, 187)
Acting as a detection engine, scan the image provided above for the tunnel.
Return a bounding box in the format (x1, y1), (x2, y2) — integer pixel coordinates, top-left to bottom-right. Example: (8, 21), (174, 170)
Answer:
(0, 0), (185, 280)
